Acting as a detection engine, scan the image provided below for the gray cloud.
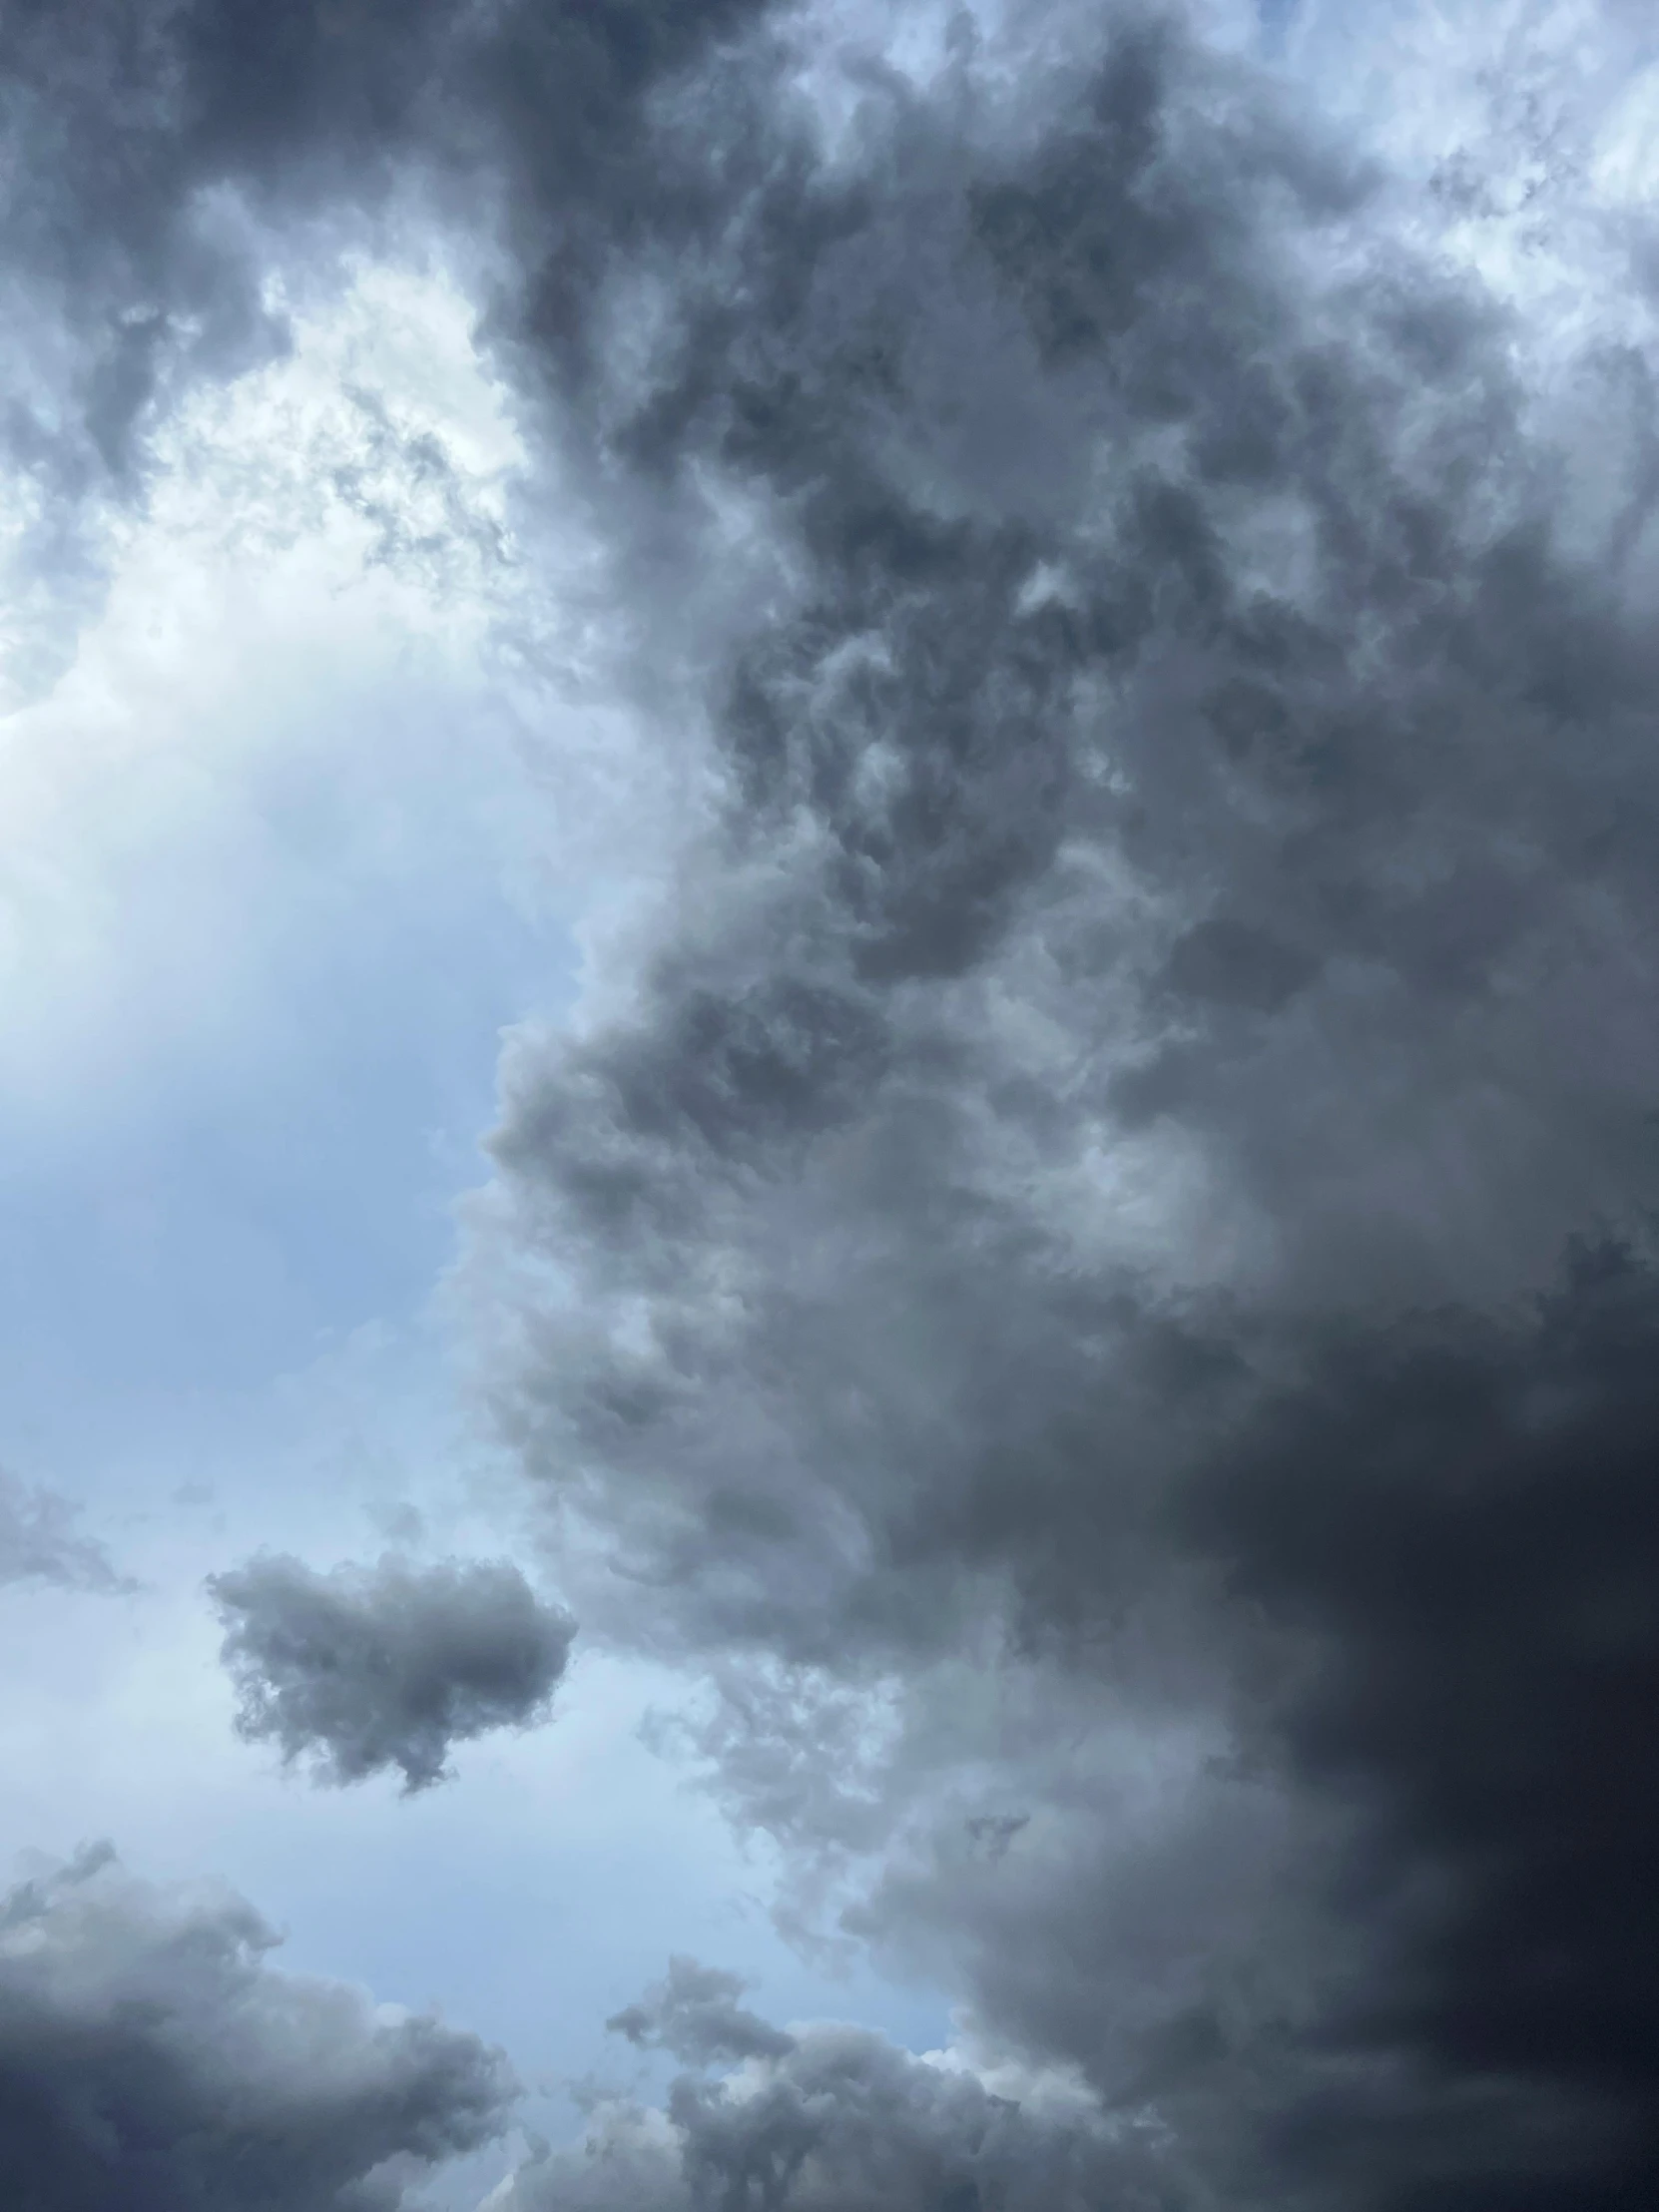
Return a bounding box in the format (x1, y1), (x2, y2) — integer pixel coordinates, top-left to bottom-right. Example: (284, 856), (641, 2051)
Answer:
(465, 11), (1659, 2208)
(0, 0), (780, 699)
(498, 1967), (1170, 2212)
(5, 0), (786, 427)
(0, 1842), (514, 2210)
(478, 20), (1659, 1804)
(1, 0), (771, 464)
(608, 1957), (799, 2068)
(210, 1554), (575, 1792)
(0, 1468), (129, 1593)
(10, 2), (1659, 2207)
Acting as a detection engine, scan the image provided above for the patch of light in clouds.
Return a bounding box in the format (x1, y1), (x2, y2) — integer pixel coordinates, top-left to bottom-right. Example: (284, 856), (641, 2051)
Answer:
(2, 255), (526, 1105)
(1, 239), (947, 2199)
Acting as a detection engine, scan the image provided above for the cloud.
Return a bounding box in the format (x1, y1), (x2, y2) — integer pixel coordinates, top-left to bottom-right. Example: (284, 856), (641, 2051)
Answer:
(477, 7), (1659, 1737)
(0, 1842), (514, 2210)
(608, 1956), (798, 2067)
(458, 7), (1659, 2206)
(495, 1968), (1167, 2212)
(10, 1), (1659, 2207)
(210, 1554), (575, 1792)
(0, 1468), (128, 1593)
(1, 0), (782, 705)
(1160, 1239), (1659, 2203)
(3, 0), (782, 440)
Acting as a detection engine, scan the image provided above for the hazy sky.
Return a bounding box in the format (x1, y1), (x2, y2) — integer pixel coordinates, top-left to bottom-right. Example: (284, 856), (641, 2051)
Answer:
(3, 3), (1658, 2208)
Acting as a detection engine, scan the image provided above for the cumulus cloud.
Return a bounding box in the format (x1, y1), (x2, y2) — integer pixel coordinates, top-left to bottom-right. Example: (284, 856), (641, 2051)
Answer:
(496, 1967), (1167, 2212)
(0, 1468), (128, 1593)
(0, 1842), (514, 2210)
(210, 1554), (575, 1792)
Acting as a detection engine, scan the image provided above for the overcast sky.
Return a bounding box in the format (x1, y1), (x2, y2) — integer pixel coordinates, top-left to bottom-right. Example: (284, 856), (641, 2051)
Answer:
(3, 3), (1658, 2208)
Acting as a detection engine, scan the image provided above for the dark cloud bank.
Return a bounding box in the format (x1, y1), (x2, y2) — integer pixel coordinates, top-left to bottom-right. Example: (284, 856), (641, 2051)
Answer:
(9, 1), (1659, 2207)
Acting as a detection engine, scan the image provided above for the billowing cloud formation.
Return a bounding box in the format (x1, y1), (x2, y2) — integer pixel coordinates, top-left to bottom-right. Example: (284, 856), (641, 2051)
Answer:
(482, 1256), (1659, 2210)
(495, 1991), (1170, 2212)
(468, 11), (1659, 2210)
(210, 1554), (575, 1792)
(10, 0), (1659, 2207)
(0, 1468), (128, 1593)
(0, 1843), (514, 2209)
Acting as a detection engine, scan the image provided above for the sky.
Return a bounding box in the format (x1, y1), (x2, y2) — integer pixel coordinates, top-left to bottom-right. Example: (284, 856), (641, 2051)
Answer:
(2, 2), (1657, 2208)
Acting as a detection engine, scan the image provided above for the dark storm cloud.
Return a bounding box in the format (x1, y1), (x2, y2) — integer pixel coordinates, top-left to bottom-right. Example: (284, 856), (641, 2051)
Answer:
(11, 1), (1659, 2207)
(0, 1467), (129, 1593)
(0, 1842), (514, 2210)
(804, 1240), (1659, 2209)
(210, 1553), (575, 1792)
(1169, 1238), (1659, 2207)
(480, 1253), (1659, 2212)
(466, 10), (1659, 2210)
(483, 6), (1659, 1678)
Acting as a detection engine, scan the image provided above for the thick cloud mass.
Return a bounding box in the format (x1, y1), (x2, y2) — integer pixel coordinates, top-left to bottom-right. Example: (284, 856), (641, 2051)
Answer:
(0, 1844), (514, 2210)
(470, 10), (1659, 2208)
(211, 1554), (575, 1791)
(11, 0), (1659, 2207)
(1171, 1241), (1659, 2205)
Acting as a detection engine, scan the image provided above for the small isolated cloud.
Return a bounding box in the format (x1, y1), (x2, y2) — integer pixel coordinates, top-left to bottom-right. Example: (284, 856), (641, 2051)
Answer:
(209, 1553), (575, 1793)
(0, 1466), (128, 1593)
(607, 1955), (797, 2067)
(0, 1843), (514, 2210)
